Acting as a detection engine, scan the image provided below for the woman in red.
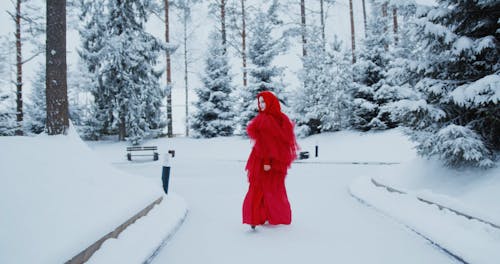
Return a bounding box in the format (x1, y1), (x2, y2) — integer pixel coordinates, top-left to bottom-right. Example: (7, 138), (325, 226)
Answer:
(242, 91), (299, 230)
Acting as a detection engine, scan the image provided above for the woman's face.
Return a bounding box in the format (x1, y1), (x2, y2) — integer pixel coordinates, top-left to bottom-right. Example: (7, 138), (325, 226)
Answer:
(258, 96), (266, 111)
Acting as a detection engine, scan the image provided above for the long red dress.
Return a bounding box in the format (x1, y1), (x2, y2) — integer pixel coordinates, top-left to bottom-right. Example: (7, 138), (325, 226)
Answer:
(242, 91), (299, 226)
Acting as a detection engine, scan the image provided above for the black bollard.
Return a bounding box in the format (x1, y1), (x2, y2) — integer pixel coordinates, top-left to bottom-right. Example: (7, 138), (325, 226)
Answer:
(162, 166), (170, 194)
(162, 150), (174, 195)
(315, 145), (319, 158)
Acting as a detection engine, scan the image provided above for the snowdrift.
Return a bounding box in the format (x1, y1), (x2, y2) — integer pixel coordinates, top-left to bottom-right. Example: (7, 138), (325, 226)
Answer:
(0, 127), (183, 263)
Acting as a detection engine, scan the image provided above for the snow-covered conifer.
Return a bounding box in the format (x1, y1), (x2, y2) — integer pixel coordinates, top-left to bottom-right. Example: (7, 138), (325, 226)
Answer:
(294, 33), (353, 136)
(78, 0), (165, 144)
(24, 65), (46, 134)
(351, 0), (394, 131)
(393, 0), (500, 167)
(238, 1), (287, 132)
(191, 31), (235, 138)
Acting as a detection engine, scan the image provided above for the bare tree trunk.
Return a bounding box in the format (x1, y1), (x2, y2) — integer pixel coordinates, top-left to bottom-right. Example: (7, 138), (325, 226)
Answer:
(320, 0), (325, 49)
(241, 0), (247, 87)
(119, 115), (126, 141)
(362, 0), (367, 38)
(165, 0), (173, 137)
(349, 0), (356, 63)
(46, 0), (69, 135)
(183, 8), (189, 137)
(393, 8), (398, 45)
(221, 0), (227, 53)
(15, 0), (23, 135)
(300, 0), (307, 57)
(382, 2), (388, 51)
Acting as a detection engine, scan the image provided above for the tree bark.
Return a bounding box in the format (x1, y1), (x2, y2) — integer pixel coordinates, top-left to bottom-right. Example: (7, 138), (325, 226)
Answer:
(382, 2), (388, 51)
(320, 0), (325, 49)
(15, 0), (23, 135)
(349, 0), (356, 63)
(183, 7), (189, 137)
(393, 7), (398, 45)
(362, 0), (367, 38)
(241, 0), (247, 87)
(46, 0), (69, 135)
(165, 0), (173, 137)
(301, 0), (307, 57)
(221, 0), (227, 54)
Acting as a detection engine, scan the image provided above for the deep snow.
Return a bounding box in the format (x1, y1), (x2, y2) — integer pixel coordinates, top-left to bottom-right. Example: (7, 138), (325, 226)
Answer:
(2, 128), (497, 263)
(0, 126), (185, 264)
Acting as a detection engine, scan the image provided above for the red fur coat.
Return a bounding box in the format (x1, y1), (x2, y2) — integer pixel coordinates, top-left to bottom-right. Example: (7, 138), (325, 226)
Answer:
(242, 91), (298, 226)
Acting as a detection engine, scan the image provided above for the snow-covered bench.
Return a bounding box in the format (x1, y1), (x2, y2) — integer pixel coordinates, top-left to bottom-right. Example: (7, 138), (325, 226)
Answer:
(126, 146), (159, 161)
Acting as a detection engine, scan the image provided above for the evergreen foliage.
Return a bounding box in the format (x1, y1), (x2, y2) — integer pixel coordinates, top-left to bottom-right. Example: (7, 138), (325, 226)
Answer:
(294, 33), (353, 136)
(78, 0), (166, 144)
(24, 65), (46, 134)
(351, 0), (394, 131)
(0, 90), (16, 136)
(392, 0), (500, 167)
(190, 31), (235, 138)
(237, 1), (287, 132)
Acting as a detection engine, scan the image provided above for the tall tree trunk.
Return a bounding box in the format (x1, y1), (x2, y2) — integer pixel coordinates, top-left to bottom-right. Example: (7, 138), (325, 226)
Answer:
(46, 0), (69, 135)
(349, 0), (356, 63)
(119, 115), (126, 141)
(320, 0), (325, 49)
(362, 0), (367, 38)
(241, 0), (247, 87)
(183, 7), (189, 137)
(300, 0), (307, 57)
(393, 7), (398, 45)
(221, 0), (227, 53)
(165, 0), (173, 137)
(15, 0), (23, 135)
(382, 2), (388, 51)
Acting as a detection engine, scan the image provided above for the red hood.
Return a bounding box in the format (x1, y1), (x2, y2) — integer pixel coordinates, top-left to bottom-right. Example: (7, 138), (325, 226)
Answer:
(257, 91), (281, 116)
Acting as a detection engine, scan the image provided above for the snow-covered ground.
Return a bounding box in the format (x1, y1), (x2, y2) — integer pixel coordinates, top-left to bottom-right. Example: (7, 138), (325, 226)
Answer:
(87, 128), (487, 264)
(2, 128), (498, 263)
(0, 126), (187, 264)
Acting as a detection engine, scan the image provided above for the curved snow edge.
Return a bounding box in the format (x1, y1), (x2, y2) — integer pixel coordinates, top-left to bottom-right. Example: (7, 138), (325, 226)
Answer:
(349, 177), (500, 264)
(84, 194), (188, 264)
(143, 208), (189, 264)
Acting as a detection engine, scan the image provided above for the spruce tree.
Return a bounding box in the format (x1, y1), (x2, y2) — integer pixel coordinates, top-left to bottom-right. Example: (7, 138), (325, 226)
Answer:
(191, 31), (235, 138)
(78, 0), (165, 144)
(294, 33), (353, 136)
(238, 1), (287, 132)
(24, 65), (46, 134)
(396, 0), (500, 167)
(0, 90), (16, 136)
(351, 0), (393, 131)
(78, 0), (110, 139)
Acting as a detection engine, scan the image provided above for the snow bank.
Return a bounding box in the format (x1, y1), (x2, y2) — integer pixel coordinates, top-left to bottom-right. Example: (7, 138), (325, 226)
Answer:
(349, 176), (500, 264)
(296, 128), (416, 163)
(87, 194), (188, 264)
(0, 127), (174, 264)
(372, 158), (500, 225)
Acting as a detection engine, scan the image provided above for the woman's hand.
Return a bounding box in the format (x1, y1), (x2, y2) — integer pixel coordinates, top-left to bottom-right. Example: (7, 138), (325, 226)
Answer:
(263, 164), (271, 171)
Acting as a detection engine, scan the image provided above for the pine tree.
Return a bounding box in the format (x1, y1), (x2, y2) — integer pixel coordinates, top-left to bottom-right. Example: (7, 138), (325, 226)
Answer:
(78, 0), (166, 144)
(294, 33), (353, 136)
(0, 90), (16, 136)
(395, 0), (500, 168)
(24, 65), (46, 134)
(191, 31), (235, 138)
(238, 1), (287, 132)
(78, 0), (110, 139)
(351, 0), (393, 131)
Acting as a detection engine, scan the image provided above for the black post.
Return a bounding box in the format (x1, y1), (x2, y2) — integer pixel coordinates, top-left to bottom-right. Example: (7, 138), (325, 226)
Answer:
(315, 145), (319, 158)
(162, 150), (175, 195)
(162, 166), (170, 194)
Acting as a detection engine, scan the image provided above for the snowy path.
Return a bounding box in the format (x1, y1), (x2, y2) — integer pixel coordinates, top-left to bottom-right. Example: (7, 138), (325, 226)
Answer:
(98, 137), (457, 264)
